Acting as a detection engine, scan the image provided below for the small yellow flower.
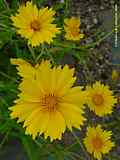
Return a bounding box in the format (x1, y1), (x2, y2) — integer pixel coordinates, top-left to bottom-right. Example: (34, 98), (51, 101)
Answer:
(11, 1), (60, 47)
(84, 125), (115, 160)
(64, 17), (84, 41)
(10, 58), (86, 141)
(85, 81), (117, 116)
(111, 70), (119, 81)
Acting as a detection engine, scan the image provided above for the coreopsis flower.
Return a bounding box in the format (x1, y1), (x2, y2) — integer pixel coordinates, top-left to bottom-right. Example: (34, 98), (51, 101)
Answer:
(85, 81), (117, 116)
(84, 125), (115, 160)
(10, 58), (86, 141)
(64, 17), (84, 41)
(111, 70), (119, 81)
(11, 1), (60, 47)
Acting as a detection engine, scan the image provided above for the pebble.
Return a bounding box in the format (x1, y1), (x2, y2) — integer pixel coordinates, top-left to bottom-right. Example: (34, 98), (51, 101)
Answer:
(100, 6), (104, 10)
(88, 7), (92, 12)
(93, 17), (98, 24)
(86, 24), (91, 30)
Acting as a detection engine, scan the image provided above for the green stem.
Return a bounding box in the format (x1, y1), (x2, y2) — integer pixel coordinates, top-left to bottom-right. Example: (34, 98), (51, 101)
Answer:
(0, 23), (15, 33)
(0, 14), (9, 18)
(35, 44), (45, 63)
(3, 0), (9, 9)
(0, 71), (18, 83)
(46, 52), (54, 63)
(44, 47), (55, 64)
(68, 151), (84, 159)
(65, 142), (78, 151)
(0, 8), (14, 14)
(21, 136), (34, 160)
(34, 140), (43, 148)
(0, 23), (9, 28)
(28, 45), (36, 62)
(66, 153), (77, 160)
(87, 23), (120, 48)
(0, 130), (10, 149)
(64, 0), (69, 16)
(0, 96), (9, 107)
(71, 131), (90, 160)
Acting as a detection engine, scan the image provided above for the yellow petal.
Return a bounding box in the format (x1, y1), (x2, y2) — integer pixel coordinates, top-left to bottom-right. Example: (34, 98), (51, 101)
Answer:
(44, 111), (65, 141)
(58, 103), (85, 131)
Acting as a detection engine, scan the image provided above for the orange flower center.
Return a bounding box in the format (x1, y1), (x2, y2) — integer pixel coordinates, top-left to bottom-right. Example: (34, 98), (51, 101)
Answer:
(71, 27), (79, 37)
(31, 20), (41, 31)
(41, 94), (59, 112)
(92, 136), (103, 150)
(92, 94), (104, 106)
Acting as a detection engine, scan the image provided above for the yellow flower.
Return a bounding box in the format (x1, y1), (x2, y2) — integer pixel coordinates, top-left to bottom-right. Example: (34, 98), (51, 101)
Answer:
(84, 125), (115, 160)
(10, 58), (86, 141)
(11, 1), (60, 47)
(64, 17), (84, 41)
(85, 81), (117, 116)
(111, 70), (119, 81)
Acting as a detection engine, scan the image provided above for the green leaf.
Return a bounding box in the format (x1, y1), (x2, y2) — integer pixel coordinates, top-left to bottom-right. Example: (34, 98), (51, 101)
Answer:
(10, 0), (19, 10)
(0, 30), (12, 47)
(32, 0), (45, 6)
(0, 0), (6, 11)
(21, 136), (37, 160)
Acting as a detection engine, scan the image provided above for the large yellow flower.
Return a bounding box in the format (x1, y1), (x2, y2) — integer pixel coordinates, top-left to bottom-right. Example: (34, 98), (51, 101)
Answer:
(10, 58), (86, 141)
(11, 1), (60, 47)
(64, 17), (84, 41)
(84, 125), (115, 160)
(85, 81), (117, 116)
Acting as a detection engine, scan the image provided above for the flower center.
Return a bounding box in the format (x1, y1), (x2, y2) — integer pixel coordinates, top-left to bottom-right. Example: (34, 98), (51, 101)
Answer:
(31, 20), (41, 31)
(92, 94), (104, 106)
(92, 136), (103, 150)
(41, 94), (59, 112)
(70, 26), (79, 37)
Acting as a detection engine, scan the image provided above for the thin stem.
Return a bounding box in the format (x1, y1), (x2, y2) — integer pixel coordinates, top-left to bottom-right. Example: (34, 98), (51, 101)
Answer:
(0, 96), (9, 107)
(0, 23), (15, 32)
(53, 42), (82, 50)
(46, 51), (54, 63)
(68, 151), (84, 159)
(71, 131), (90, 160)
(0, 71), (18, 83)
(35, 44), (45, 63)
(3, 0), (9, 9)
(64, 0), (70, 17)
(0, 8), (14, 15)
(65, 142), (78, 151)
(44, 47), (55, 64)
(0, 23), (9, 28)
(28, 45), (36, 62)
(34, 140), (43, 148)
(9, 88), (19, 94)
(87, 23), (120, 48)
(0, 14), (9, 18)
(66, 154), (77, 160)
(0, 130), (10, 149)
